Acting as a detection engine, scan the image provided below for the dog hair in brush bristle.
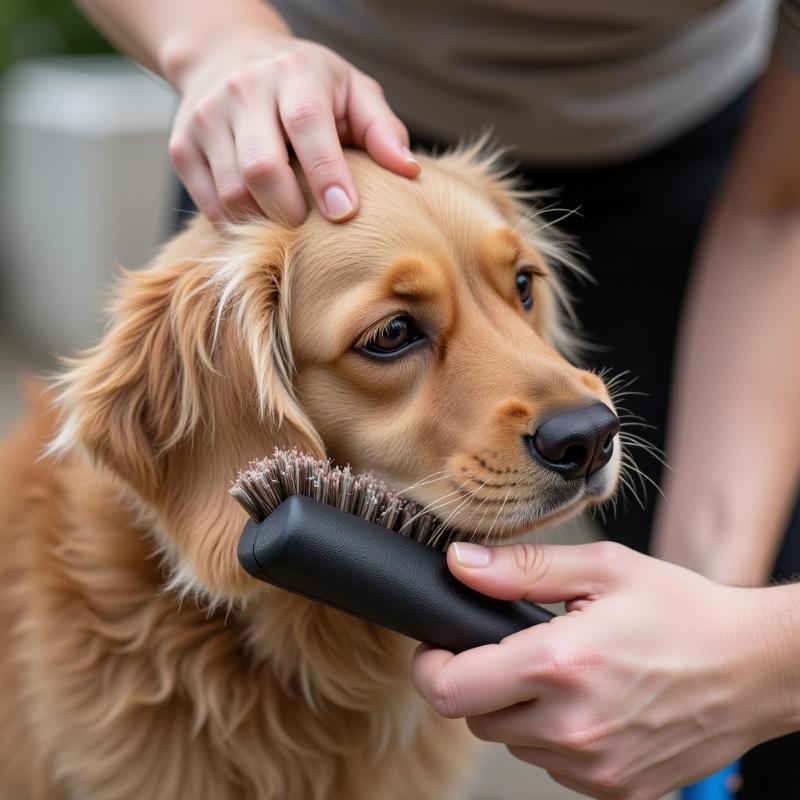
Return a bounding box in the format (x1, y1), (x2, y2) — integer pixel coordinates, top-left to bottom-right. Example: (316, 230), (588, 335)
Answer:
(230, 448), (452, 549)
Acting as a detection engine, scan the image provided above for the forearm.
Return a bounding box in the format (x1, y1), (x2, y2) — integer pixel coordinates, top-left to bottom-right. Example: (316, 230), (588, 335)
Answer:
(653, 57), (800, 585)
(75, 0), (290, 86)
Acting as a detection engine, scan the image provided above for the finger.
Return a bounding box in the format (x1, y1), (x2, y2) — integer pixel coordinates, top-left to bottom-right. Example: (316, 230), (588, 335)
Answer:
(231, 101), (308, 225)
(278, 78), (358, 222)
(447, 540), (632, 604)
(412, 636), (552, 718)
(467, 701), (549, 748)
(507, 745), (591, 778)
(347, 73), (419, 177)
(546, 769), (606, 799)
(194, 125), (258, 220)
(507, 749), (611, 799)
(169, 135), (224, 225)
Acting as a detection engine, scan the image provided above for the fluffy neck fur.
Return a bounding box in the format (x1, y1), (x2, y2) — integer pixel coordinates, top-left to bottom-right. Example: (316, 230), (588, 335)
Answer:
(7, 434), (466, 800)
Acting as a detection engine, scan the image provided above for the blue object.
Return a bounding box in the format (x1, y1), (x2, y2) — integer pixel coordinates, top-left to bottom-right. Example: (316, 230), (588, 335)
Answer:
(681, 762), (740, 800)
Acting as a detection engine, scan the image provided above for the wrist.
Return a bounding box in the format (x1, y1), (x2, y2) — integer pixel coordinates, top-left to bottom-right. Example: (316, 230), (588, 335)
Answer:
(159, 8), (292, 90)
(725, 584), (800, 743)
(756, 585), (800, 737)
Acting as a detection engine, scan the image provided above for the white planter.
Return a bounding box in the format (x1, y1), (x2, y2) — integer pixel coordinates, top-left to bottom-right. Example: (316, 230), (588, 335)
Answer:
(1, 56), (177, 353)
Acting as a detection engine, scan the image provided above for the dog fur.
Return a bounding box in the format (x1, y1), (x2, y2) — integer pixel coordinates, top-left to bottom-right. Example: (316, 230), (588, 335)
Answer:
(0, 146), (619, 799)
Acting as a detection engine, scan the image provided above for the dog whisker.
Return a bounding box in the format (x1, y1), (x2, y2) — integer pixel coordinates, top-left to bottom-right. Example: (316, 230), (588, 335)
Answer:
(617, 470), (646, 511)
(427, 486), (488, 548)
(618, 448), (659, 507)
(396, 469), (453, 495)
(433, 479), (488, 545)
(618, 431), (670, 470)
(398, 477), (475, 534)
(626, 461), (665, 498)
(617, 417), (657, 431)
(484, 485), (513, 545)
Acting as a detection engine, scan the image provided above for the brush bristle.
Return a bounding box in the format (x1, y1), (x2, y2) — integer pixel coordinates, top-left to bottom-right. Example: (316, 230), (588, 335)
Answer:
(230, 448), (450, 548)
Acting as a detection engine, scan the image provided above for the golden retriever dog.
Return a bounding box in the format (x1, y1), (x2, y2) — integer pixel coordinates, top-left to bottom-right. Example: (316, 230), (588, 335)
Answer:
(0, 145), (621, 799)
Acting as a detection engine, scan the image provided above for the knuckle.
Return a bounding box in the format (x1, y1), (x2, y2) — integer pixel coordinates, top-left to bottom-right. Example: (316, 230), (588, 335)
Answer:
(552, 726), (587, 752)
(218, 182), (249, 210)
(284, 101), (325, 134)
(587, 764), (627, 795)
(225, 67), (257, 97)
(305, 154), (341, 181)
(241, 155), (283, 185)
(272, 50), (310, 74)
(200, 204), (223, 224)
(592, 540), (629, 572)
(510, 542), (550, 582)
(530, 644), (574, 682)
(168, 135), (191, 166)
(361, 75), (384, 96)
(544, 644), (601, 685)
(550, 718), (597, 752)
(515, 638), (558, 685)
(190, 98), (218, 131)
(428, 672), (463, 719)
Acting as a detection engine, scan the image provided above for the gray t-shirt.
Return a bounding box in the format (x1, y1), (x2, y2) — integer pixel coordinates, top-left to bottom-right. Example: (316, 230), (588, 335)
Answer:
(272, 0), (799, 164)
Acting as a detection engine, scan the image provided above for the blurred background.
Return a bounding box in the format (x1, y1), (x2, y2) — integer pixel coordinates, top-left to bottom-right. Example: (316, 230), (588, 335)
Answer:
(0, 0), (176, 368)
(0, 4), (674, 799)
(0, 0), (176, 419)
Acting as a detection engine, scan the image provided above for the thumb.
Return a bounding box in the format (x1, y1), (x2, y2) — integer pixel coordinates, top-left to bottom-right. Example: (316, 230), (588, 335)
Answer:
(447, 540), (630, 605)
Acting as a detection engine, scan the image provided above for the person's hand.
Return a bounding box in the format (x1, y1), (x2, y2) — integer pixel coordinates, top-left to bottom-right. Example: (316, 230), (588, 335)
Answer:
(165, 27), (419, 226)
(413, 540), (799, 799)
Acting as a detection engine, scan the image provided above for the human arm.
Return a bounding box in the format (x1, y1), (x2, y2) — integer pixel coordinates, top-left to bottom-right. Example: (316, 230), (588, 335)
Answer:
(413, 541), (800, 799)
(650, 52), (800, 586)
(75, 0), (418, 225)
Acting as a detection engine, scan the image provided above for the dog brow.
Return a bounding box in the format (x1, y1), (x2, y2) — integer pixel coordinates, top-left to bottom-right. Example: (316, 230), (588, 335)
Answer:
(480, 228), (522, 272)
(381, 256), (449, 302)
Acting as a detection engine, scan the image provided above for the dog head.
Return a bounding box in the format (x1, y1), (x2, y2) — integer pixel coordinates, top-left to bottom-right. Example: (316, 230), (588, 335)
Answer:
(54, 145), (620, 604)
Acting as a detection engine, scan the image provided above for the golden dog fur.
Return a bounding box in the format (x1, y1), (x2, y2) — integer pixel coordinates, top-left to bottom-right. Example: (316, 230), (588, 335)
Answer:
(0, 146), (619, 799)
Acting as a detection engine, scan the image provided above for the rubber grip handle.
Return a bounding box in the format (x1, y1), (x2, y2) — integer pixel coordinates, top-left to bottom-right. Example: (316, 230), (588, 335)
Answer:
(238, 494), (553, 653)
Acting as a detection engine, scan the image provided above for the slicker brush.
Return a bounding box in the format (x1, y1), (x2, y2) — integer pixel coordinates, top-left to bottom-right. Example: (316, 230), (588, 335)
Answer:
(231, 448), (553, 653)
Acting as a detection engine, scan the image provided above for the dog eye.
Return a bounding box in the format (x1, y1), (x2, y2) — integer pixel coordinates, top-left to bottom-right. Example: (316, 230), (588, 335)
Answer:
(358, 315), (424, 358)
(516, 272), (535, 311)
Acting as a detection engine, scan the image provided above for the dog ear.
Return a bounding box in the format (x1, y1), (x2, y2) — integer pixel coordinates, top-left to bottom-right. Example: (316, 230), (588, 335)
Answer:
(52, 218), (323, 501)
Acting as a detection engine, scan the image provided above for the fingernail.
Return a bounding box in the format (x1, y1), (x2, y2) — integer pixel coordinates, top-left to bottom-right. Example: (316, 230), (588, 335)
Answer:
(323, 185), (353, 220)
(452, 542), (491, 568)
(401, 145), (418, 166)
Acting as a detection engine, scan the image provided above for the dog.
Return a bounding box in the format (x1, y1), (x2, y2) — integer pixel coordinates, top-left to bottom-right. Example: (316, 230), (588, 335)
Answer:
(0, 144), (621, 799)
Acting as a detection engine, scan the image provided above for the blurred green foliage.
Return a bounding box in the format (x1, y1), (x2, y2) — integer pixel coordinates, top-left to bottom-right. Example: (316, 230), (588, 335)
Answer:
(0, 0), (113, 72)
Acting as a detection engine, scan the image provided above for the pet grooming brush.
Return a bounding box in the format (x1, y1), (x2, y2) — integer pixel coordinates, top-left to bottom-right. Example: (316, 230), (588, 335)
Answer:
(231, 449), (553, 653)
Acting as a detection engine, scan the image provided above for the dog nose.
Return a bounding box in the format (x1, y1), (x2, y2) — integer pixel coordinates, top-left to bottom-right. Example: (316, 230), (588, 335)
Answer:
(527, 403), (619, 480)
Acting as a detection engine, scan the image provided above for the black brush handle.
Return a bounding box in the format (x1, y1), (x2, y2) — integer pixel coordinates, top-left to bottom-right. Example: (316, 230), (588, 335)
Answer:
(238, 495), (553, 653)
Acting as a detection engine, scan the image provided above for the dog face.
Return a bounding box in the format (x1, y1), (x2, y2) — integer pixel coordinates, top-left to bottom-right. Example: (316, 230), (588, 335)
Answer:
(55, 146), (619, 602)
(289, 152), (619, 540)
